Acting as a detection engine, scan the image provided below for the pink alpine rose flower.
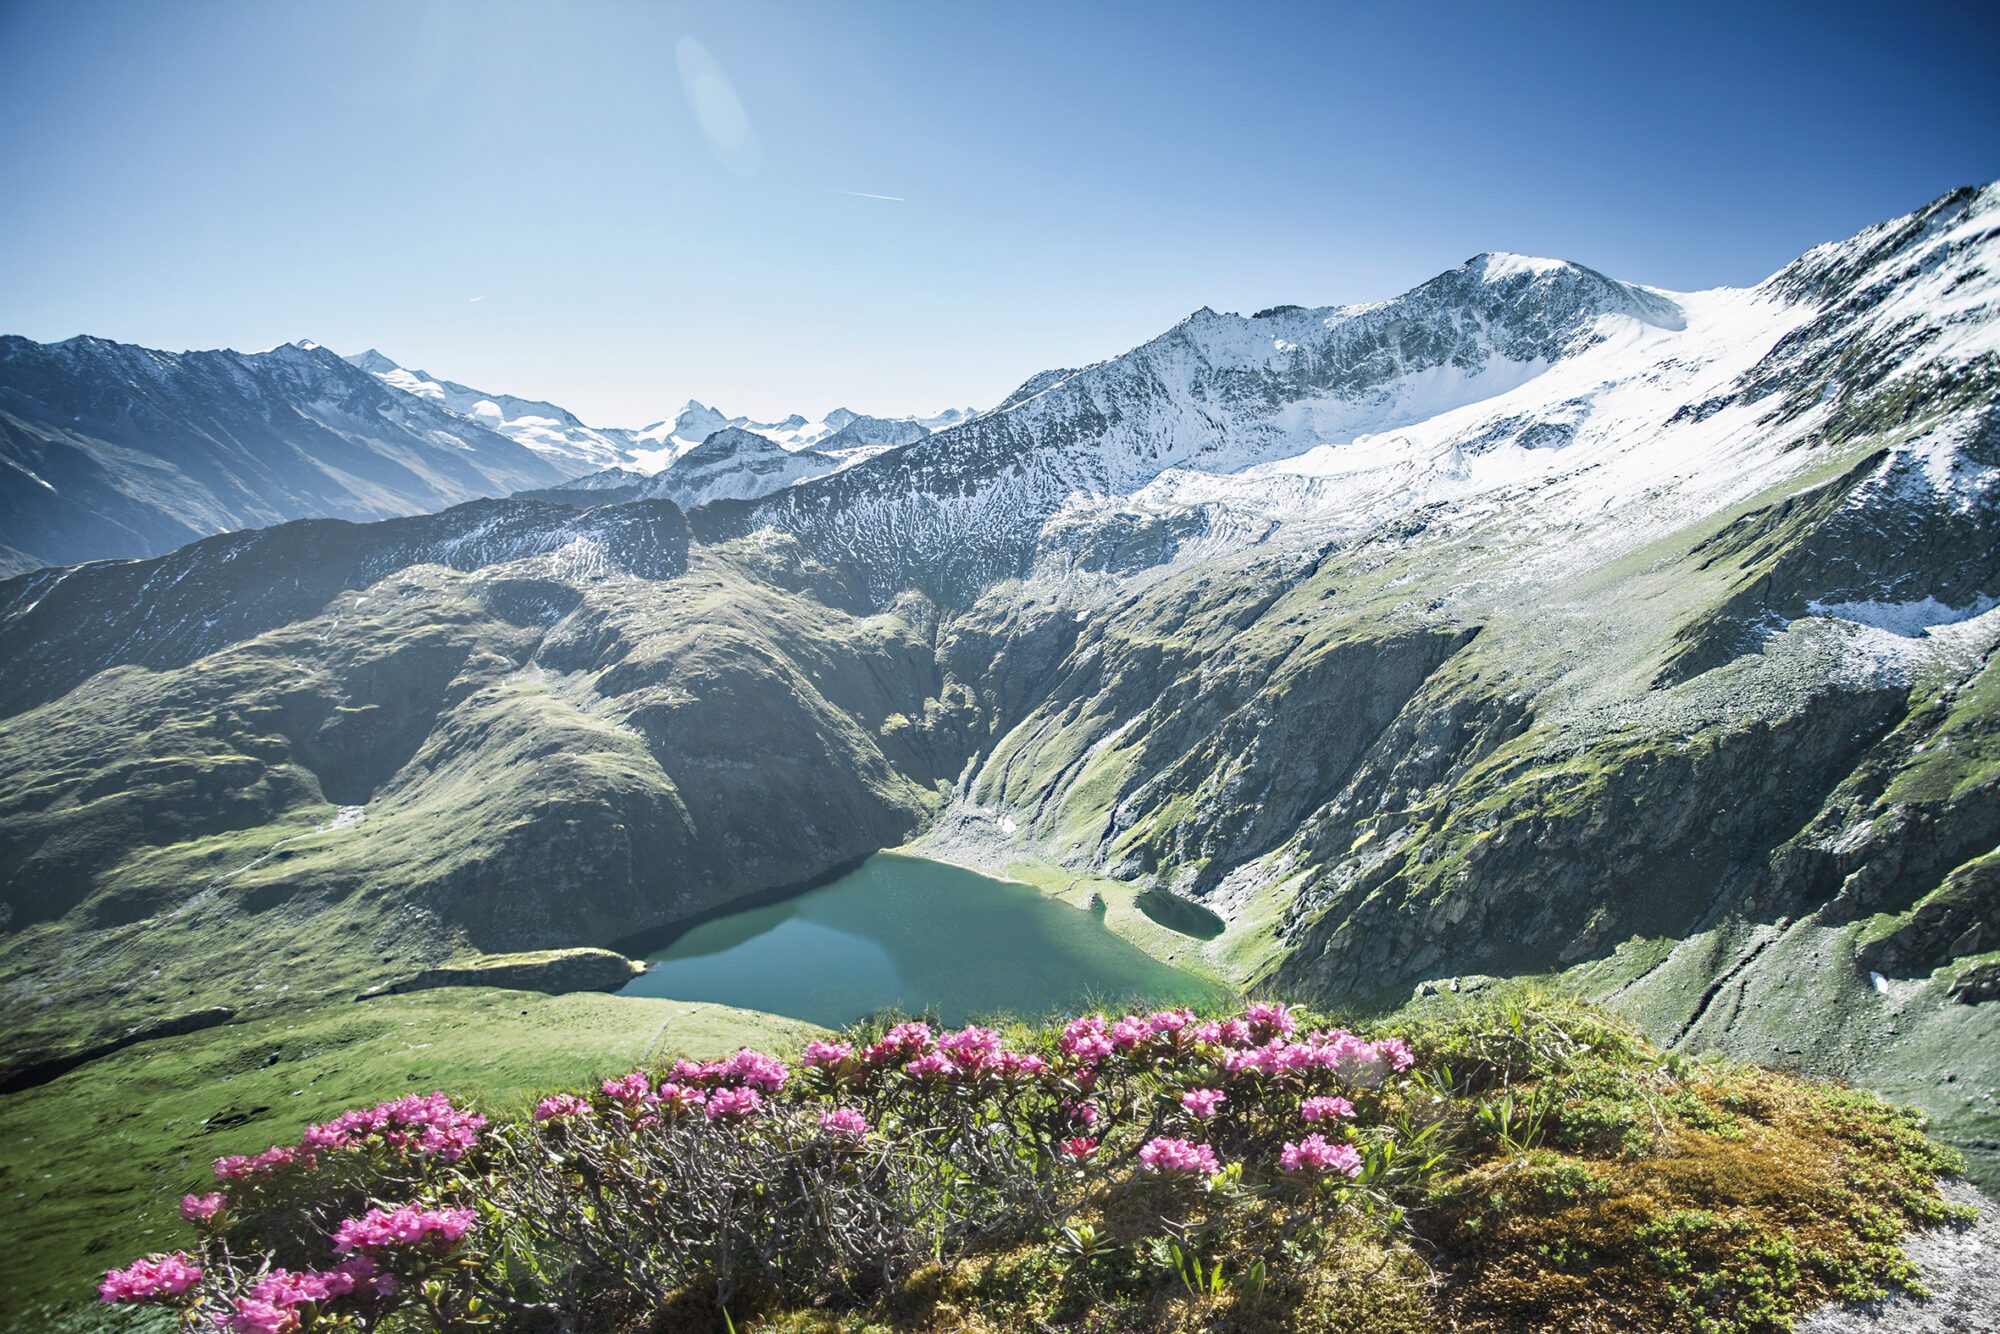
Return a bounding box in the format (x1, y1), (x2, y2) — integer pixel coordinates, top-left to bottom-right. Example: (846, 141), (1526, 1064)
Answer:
(801, 1040), (853, 1068)
(1059, 1136), (1098, 1159)
(819, 1107), (869, 1139)
(99, 1253), (202, 1304)
(602, 1071), (653, 1106)
(703, 1086), (764, 1120)
(903, 1051), (959, 1080)
(332, 1205), (476, 1256)
(1179, 1087), (1227, 1118)
(937, 1025), (1002, 1066)
(1110, 1015), (1153, 1050)
(724, 1048), (789, 1092)
(1137, 1136), (1219, 1175)
(863, 1020), (935, 1065)
(1279, 1133), (1363, 1177)
(180, 1192), (226, 1224)
(1300, 1095), (1356, 1123)
(1245, 1000), (1297, 1040)
(650, 1082), (708, 1115)
(219, 1299), (293, 1333)
(533, 1093), (592, 1122)
(1058, 1014), (1114, 1062)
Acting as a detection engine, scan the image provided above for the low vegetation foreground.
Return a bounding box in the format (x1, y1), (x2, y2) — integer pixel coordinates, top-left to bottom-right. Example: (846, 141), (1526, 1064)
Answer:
(90, 997), (1973, 1334)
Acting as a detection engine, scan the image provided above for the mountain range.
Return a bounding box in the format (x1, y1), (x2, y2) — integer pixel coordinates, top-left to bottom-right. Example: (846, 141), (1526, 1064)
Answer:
(1, 182), (1995, 1187)
(0, 337), (975, 575)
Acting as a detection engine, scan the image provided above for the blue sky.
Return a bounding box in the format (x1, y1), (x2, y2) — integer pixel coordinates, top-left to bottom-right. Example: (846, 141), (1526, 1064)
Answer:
(1, 0), (1994, 425)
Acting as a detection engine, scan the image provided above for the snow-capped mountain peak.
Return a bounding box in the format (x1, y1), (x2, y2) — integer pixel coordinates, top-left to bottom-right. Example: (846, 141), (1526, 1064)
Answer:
(343, 349), (627, 473)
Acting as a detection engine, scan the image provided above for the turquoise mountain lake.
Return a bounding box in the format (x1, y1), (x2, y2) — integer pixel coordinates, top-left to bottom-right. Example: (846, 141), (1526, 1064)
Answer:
(620, 853), (1222, 1028)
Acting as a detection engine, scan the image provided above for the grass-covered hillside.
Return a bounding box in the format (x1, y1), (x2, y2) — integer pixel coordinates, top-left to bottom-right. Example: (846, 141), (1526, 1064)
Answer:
(77, 996), (1976, 1334)
(0, 987), (819, 1331)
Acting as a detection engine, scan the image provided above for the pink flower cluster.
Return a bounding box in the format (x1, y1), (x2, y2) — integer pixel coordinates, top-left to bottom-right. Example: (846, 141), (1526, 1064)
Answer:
(600, 1071), (711, 1116)
(213, 1145), (301, 1180)
(1111, 1007), (1201, 1053)
(331, 1204), (476, 1256)
(1279, 1134), (1363, 1177)
(1179, 1087), (1227, 1119)
(801, 1039), (853, 1068)
(1137, 1136), (1220, 1176)
(1244, 1000), (1298, 1040)
(215, 1092), (489, 1183)
(653, 1082), (708, 1114)
(1059, 1136), (1098, 1159)
(819, 1107), (869, 1139)
(861, 1021), (936, 1065)
(704, 1086), (763, 1121)
(1059, 1014), (1115, 1061)
(666, 1047), (790, 1093)
(602, 1071), (652, 1106)
(219, 1257), (394, 1333)
(180, 1192), (226, 1224)
(840, 1022), (1053, 1083)
(592, 1052), (794, 1124)
(1215, 1030), (1414, 1087)
(99, 1252), (201, 1304)
(300, 1091), (487, 1162)
(1300, 1095), (1356, 1123)
(534, 1093), (593, 1122)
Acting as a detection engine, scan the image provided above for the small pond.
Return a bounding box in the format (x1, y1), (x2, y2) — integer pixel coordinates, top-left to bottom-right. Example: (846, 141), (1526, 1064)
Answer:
(620, 853), (1221, 1028)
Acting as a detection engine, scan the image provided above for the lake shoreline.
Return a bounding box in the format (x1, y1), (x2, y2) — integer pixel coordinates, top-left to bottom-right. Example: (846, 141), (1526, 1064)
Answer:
(616, 852), (1226, 1029)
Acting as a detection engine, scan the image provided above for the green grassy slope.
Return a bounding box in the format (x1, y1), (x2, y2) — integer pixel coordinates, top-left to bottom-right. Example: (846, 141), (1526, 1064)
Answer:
(0, 988), (817, 1328)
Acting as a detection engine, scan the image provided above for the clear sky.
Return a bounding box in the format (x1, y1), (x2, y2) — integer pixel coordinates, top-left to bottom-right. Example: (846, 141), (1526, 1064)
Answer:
(2, 0), (1995, 427)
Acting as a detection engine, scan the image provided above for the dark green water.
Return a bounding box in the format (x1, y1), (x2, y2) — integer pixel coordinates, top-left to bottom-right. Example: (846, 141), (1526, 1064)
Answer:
(620, 853), (1222, 1027)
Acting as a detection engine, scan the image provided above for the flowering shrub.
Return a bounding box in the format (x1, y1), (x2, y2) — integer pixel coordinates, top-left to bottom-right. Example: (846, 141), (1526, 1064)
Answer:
(97, 1003), (1430, 1329)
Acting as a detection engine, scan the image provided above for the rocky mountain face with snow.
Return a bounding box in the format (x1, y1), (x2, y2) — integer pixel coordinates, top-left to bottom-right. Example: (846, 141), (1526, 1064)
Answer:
(617, 400), (976, 472)
(543, 428), (842, 510)
(0, 338), (581, 575)
(1, 184), (1996, 1175)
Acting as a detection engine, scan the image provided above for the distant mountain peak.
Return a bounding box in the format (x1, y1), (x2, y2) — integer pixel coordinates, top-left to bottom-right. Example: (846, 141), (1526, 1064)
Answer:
(1462, 251), (1575, 281)
(689, 425), (785, 457)
(344, 348), (402, 375)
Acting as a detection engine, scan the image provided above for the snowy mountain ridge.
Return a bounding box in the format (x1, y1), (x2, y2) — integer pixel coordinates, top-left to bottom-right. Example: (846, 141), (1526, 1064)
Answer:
(343, 349), (632, 472)
(715, 186), (1999, 617)
(345, 348), (979, 480)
